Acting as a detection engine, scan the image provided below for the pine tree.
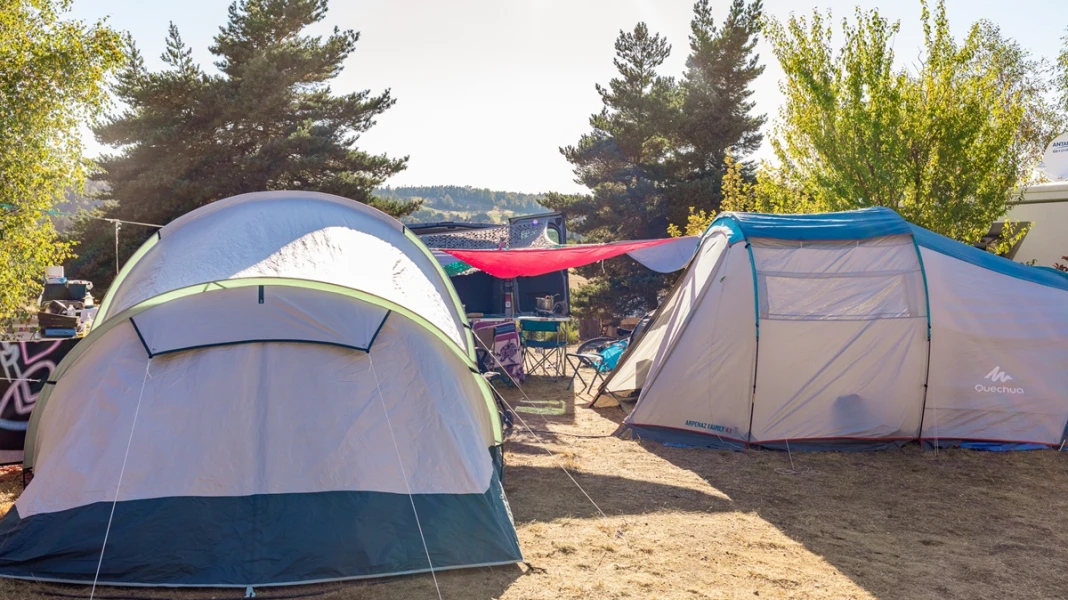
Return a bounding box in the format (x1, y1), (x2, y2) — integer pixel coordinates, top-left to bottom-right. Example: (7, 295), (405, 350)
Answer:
(542, 23), (680, 317)
(545, 3), (766, 317)
(68, 0), (409, 288)
(667, 0), (765, 228)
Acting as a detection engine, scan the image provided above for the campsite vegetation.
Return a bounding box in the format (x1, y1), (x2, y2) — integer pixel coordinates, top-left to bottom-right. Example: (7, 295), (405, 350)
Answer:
(378, 185), (547, 224)
(0, 0), (124, 324)
(756, 0), (1052, 246)
(672, 1), (1064, 248)
(543, 0), (766, 318)
(65, 0), (409, 289)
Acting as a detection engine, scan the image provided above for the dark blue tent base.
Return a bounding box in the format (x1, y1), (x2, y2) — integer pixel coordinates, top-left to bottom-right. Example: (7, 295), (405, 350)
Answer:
(626, 424), (1063, 453)
(0, 475), (522, 587)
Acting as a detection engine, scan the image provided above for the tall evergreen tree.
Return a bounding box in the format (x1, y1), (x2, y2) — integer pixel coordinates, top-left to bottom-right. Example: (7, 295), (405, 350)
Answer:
(542, 23), (679, 316)
(68, 0), (409, 288)
(668, 0), (765, 227)
(545, 2), (766, 317)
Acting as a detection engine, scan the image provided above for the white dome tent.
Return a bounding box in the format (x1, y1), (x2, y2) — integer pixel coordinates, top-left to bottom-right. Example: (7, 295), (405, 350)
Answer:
(599, 208), (1068, 451)
(0, 191), (522, 587)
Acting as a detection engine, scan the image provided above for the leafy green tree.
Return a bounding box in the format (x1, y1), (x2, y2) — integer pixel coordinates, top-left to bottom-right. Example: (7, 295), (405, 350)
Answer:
(0, 0), (124, 324)
(762, 0), (1040, 245)
(68, 0), (408, 288)
(668, 0), (765, 227)
(542, 23), (680, 317)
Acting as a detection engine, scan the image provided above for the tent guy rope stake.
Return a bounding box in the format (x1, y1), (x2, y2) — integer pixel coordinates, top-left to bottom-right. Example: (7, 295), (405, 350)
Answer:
(89, 359), (151, 600)
(368, 355), (444, 600)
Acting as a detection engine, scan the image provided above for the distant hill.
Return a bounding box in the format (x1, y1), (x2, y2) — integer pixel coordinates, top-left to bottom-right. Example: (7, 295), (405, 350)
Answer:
(376, 185), (548, 224)
(52, 183), (549, 232)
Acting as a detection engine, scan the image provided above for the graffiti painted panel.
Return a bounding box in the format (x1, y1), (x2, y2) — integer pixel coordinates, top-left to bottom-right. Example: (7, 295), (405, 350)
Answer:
(0, 340), (78, 464)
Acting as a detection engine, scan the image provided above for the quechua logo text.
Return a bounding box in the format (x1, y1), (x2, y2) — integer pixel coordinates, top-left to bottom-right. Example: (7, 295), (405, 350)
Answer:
(975, 366), (1024, 394)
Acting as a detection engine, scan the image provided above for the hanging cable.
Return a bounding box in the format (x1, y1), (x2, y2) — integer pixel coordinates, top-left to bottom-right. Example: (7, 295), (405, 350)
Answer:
(90, 359), (152, 600)
(367, 355), (443, 600)
(0, 203), (163, 229)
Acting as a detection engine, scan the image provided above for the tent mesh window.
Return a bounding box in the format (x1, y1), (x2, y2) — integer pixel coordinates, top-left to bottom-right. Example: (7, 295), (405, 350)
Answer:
(750, 235), (928, 322)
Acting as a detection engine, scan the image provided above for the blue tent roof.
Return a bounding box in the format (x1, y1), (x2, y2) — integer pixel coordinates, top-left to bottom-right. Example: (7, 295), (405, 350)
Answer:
(709, 207), (1068, 293)
(712, 207), (911, 242)
(909, 225), (1068, 292)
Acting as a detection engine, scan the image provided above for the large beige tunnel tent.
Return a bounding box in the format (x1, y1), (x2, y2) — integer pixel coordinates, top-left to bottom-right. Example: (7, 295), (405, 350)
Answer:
(600, 208), (1068, 451)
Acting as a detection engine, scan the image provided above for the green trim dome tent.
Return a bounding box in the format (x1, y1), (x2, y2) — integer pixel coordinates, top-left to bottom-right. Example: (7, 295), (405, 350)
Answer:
(598, 207), (1068, 451)
(0, 191), (522, 587)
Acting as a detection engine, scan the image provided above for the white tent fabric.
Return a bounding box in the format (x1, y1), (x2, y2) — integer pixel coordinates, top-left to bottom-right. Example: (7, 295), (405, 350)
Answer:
(21, 316), (494, 520)
(595, 229), (734, 406)
(130, 284), (390, 355)
(622, 233), (757, 444)
(921, 249), (1068, 444)
(99, 191), (469, 352)
(749, 235), (928, 443)
(601, 208), (1068, 451)
(625, 236), (700, 273)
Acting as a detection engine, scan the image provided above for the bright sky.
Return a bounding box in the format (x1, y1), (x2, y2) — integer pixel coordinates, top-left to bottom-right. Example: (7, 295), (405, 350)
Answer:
(71, 0), (1067, 194)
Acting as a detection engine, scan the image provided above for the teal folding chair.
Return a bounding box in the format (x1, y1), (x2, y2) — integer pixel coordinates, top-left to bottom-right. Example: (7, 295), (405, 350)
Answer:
(566, 337), (628, 395)
(520, 319), (568, 377)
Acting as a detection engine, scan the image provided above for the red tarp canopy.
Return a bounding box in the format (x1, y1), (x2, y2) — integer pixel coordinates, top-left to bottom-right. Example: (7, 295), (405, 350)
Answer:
(440, 238), (686, 278)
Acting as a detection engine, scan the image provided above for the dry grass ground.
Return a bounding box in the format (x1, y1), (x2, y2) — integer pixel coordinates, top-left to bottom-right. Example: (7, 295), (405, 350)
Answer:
(1, 373), (1067, 600)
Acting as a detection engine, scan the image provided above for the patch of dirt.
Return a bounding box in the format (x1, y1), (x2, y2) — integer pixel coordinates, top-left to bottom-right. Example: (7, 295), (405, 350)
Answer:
(2, 374), (1067, 599)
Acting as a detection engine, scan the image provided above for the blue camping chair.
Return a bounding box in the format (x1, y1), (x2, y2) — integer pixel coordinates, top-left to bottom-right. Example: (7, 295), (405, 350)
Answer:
(566, 337), (628, 395)
(520, 319), (568, 377)
(566, 312), (653, 395)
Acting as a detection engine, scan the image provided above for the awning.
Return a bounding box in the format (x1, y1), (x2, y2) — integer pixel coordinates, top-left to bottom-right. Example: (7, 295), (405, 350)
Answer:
(437, 237), (699, 278)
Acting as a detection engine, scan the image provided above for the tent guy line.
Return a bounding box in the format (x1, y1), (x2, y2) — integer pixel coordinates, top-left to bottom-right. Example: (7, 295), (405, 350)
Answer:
(368, 354), (443, 600)
(473, 334), (619, 528)
(90, 360), (151, 600)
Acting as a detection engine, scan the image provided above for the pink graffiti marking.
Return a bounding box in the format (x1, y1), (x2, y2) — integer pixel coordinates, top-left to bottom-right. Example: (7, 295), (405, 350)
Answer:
(0, 343), (61, 418)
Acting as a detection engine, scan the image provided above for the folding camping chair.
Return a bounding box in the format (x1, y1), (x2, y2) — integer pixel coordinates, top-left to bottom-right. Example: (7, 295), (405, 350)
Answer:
(520, 319), (568, 377)
(566, 312), (652, 395)
(566, 337), (628, 395)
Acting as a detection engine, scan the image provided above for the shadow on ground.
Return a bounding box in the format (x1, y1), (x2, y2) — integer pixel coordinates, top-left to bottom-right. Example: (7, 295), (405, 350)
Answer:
(503, 461), (732, 524)
(641, 436), (1068, 600)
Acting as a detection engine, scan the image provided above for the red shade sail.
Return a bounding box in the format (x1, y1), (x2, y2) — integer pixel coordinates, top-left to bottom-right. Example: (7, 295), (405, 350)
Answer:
(440, 237), (695, 278)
